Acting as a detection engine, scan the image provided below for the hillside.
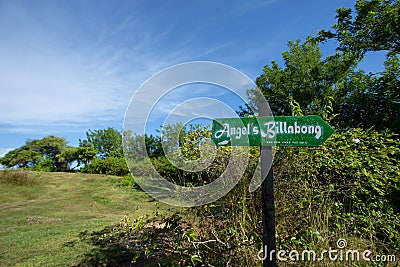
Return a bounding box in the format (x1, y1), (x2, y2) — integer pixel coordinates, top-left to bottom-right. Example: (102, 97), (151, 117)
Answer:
(0, 171), (171, 266)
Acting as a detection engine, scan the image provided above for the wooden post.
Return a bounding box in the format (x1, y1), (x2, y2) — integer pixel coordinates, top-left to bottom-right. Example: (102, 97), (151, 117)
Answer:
(259, 100), (277, 267)
(261, 148), (276, 266)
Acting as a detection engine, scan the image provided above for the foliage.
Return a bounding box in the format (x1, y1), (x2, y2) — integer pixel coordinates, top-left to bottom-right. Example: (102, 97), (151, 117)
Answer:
(122, 131), (163, 161)
(76, 128), (132, 175)
(0, 148), (41, 169)
(57, 144), (99, 171)
(56, 146), (80, 171)
(257, 0), (399, 133)
(317, 0), (399, 57)
(145, 134), (163, 158)
(257, 37), (399, 133)
(0, 135), (99, 173)
(0, 135), (69, 171)
(32, 157), (54, 172)
(120, 174), (138, 188)
(81, 209), (260, 267)
(94, 127), (400, 266)
(274, 128), (400, 253)
(124, 123), (235, 187)
(256, 37), (357, 117)
(334, 55), (400, 132)
(81, 156), (129, 176)
(255, 23), (400, 255)
(116, 125), (265, 265)
(75, 143), (98, 167)
(147, 124), (243, 187)
(81, 127), (123, 159)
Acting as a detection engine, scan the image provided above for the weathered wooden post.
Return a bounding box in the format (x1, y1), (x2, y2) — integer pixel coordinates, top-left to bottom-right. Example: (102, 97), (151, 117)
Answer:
(259, 100), (277, 267)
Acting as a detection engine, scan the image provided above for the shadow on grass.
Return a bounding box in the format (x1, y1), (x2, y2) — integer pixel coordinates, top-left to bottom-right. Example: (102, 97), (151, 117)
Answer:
(71, 226), (135, 267)
(70, 222), (173, 267)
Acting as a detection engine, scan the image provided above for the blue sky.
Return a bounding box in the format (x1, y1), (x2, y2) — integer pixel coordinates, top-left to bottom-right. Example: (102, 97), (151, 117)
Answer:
(0, 0), (386, 156)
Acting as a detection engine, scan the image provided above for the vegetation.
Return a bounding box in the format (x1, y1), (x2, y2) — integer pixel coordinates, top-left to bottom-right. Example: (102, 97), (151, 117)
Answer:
(90, 128), (398, 266)
(81, 127), (124, 159)
(317, 0), (399, 57)
(81, 156), (129, 176)
(257, 0), (399, 133)
(0, 0), (398, 266)
(273, 129), (399, 253)
(109, 0), (399, 265)
(0, 127), (126, 175)
(0, 171), (173, 266)
(0, 170), (40, 186)
(0, 135), (69, 171)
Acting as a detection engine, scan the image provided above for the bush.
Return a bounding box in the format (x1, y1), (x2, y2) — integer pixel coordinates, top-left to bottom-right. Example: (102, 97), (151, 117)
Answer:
(82, 157), (129, 176)
(273, 128), (400, 253)
(83, 128), (398, 266)
(120, 174), (138, 188)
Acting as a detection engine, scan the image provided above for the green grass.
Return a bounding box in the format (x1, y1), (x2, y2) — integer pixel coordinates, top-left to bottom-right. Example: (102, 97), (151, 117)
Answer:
(0, 171), (172, 267)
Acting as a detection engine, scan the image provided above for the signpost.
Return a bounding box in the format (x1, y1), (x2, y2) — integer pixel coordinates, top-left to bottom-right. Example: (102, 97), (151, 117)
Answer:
(212, 115), (334, 147)
(212, 114), (334, 267)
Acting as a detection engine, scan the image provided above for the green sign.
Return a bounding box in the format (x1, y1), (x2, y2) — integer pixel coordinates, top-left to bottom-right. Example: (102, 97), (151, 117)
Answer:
(212, 116), (334, 147)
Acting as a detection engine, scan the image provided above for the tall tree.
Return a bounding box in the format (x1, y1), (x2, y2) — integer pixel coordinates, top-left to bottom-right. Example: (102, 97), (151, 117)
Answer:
(335, 55), (400, 132)
(315, 0), (400, 132)
(56, 146), (79, 171)
(317, 0), (399, 57)
(257, 0), (399, 132)
(81, 127), (123, 159)
(76, 143), (98, 166)
(256, 37), (356, 118)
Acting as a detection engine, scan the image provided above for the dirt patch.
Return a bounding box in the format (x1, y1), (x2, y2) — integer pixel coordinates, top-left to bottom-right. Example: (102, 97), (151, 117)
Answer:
(0, 202), (16, 209)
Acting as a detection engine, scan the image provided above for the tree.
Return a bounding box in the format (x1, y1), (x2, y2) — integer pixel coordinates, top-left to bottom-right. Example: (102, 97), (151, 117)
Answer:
(122, 131), (148, 161)
(317, 0), (399, 57)
(145, 134), (163, 158)
(335, 55), (400, 132)
(57, 146), (80, 171)
(78, 127), (129, 175)
(313, 0), (400, 132)
(76, 143), (98, 166)
(0, 135), (69, 171)
(257, 0), (399, 133)
(0, 148), (41, 169)
(256, 37), (356, 118)
(81, 127), (123, 159)
(33, 136), (68, 171)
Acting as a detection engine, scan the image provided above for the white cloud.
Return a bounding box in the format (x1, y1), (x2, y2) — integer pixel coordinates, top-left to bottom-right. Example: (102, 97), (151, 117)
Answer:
(0, 1), (275, 137)
(0, 2), (181, 134)
(0, 148), (13, 158)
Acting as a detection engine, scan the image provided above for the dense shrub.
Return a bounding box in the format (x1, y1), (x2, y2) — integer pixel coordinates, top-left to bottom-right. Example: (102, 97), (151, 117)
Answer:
(82, 157), (129, 176)
(273, 128), (400, 253)
(90, 128), (399, 266)
(120, 174), (137, 188)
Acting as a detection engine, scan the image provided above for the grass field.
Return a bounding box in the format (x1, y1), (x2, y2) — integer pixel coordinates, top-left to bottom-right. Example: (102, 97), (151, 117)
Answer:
(0, 171), (172, 266)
